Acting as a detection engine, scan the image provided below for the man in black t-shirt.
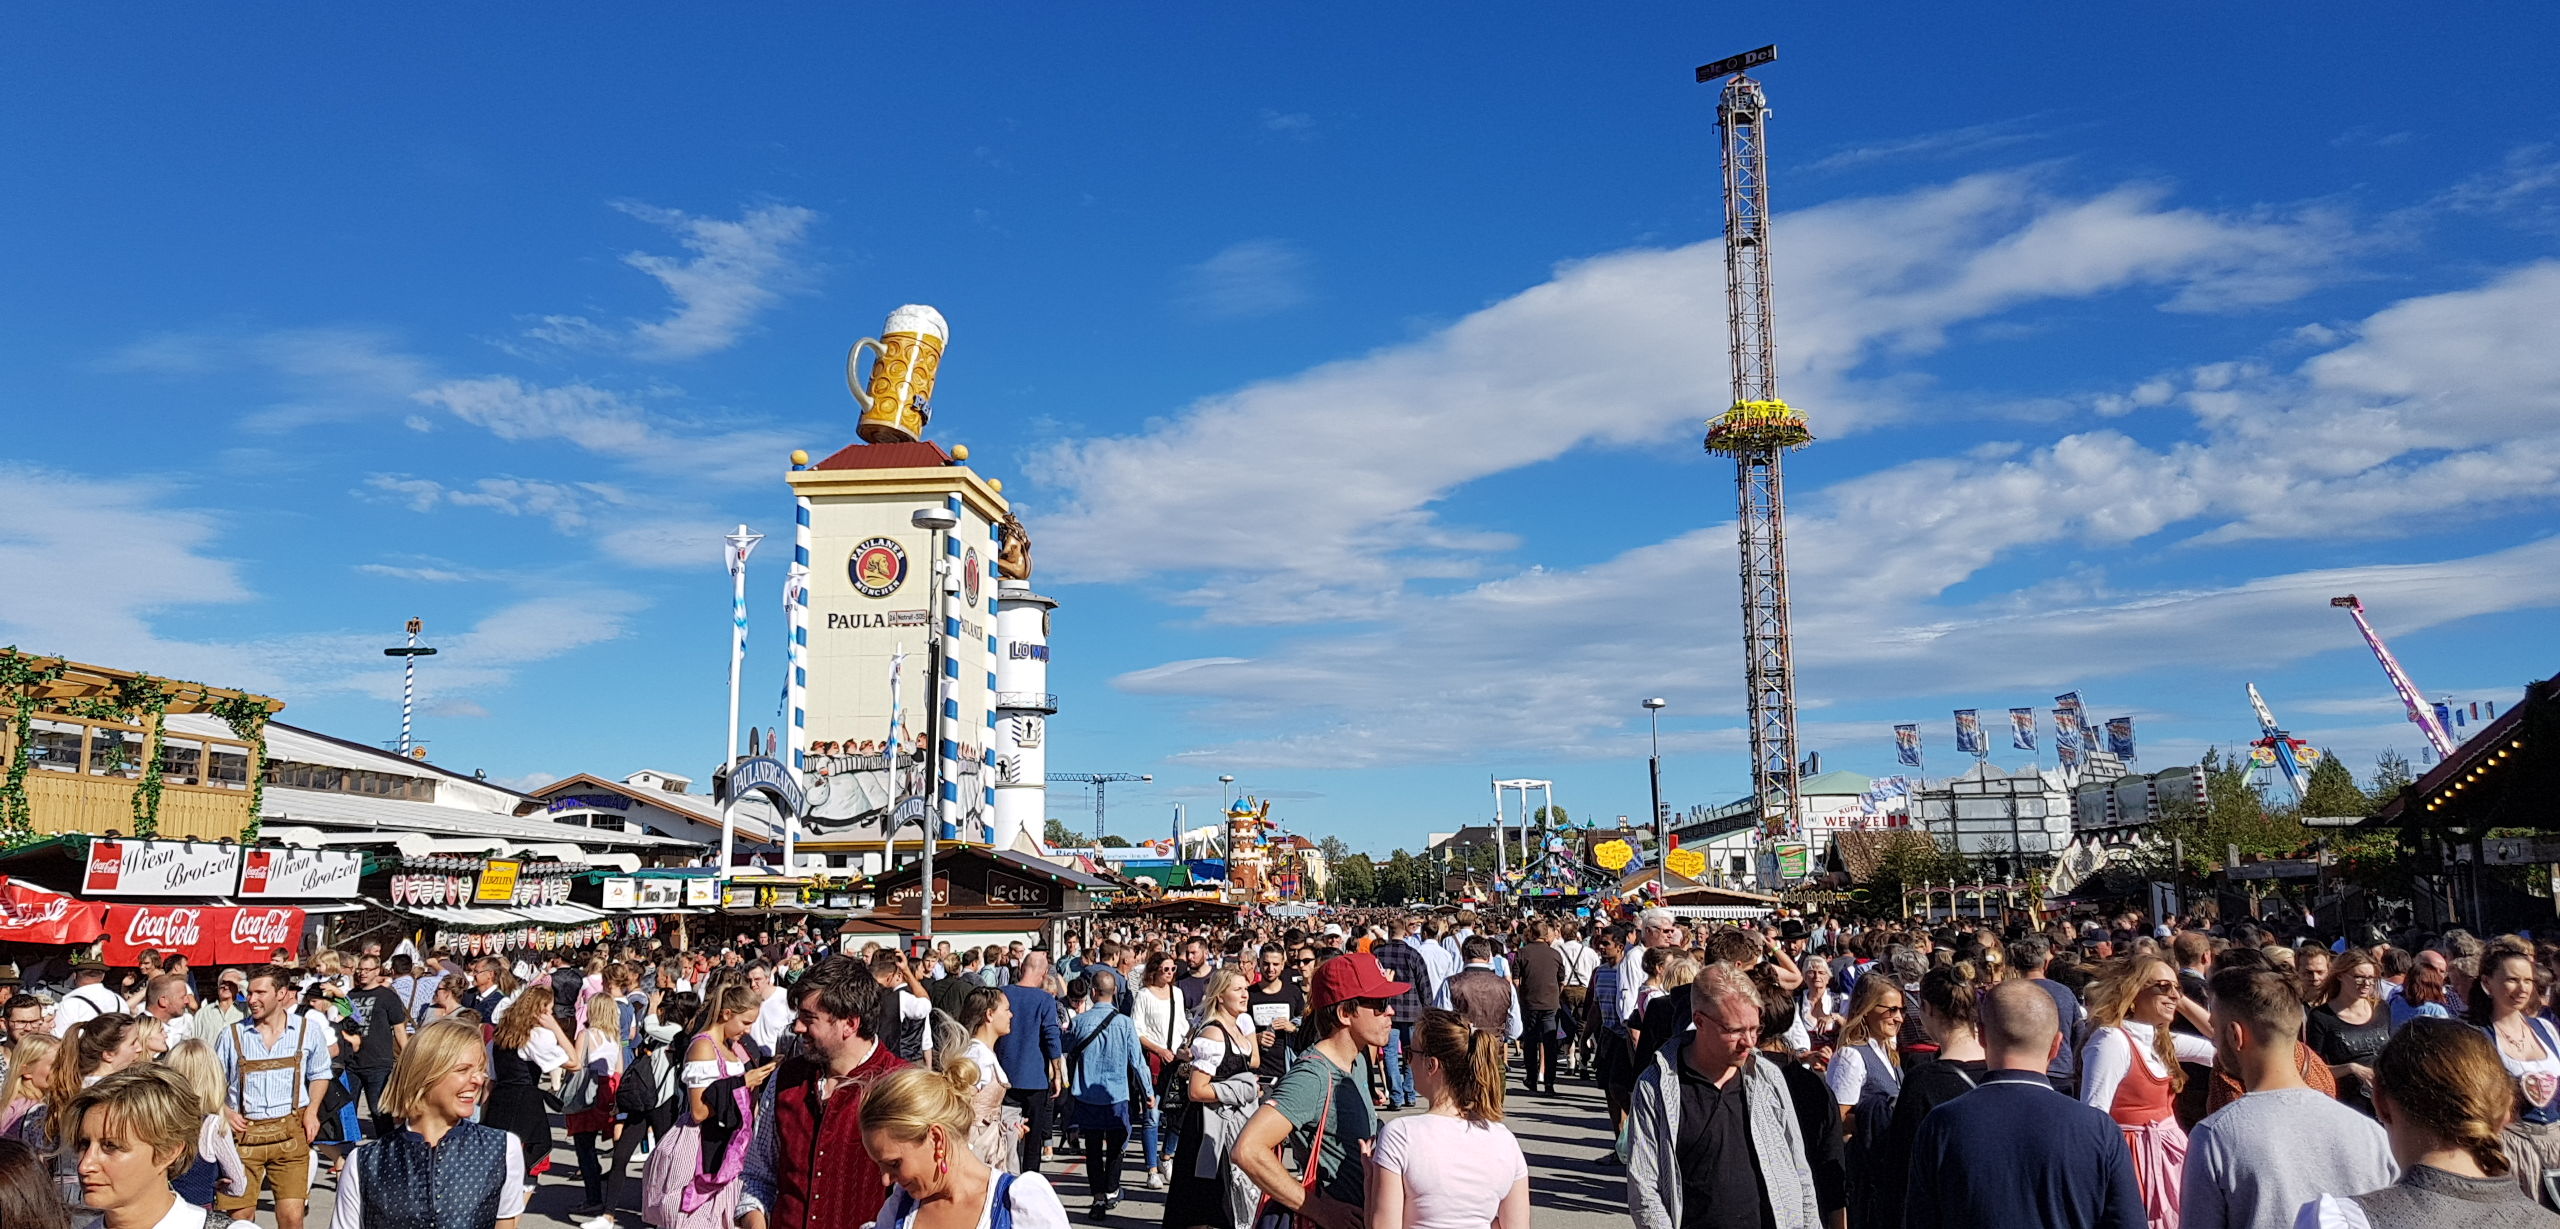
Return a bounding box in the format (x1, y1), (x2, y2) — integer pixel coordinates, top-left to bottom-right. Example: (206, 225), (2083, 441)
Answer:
(1245, 943), (1305, 1080)
(344, 953), (411, 1139)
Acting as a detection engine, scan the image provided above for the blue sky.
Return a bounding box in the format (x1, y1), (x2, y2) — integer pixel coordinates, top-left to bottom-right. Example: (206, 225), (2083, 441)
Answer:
(6, 8), (2557, 854)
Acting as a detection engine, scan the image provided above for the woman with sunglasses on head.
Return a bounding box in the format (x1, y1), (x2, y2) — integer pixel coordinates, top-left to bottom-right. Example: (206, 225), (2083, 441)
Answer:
(2311, 950), (2394, 1115)
(2082, 955), (2215, 1229)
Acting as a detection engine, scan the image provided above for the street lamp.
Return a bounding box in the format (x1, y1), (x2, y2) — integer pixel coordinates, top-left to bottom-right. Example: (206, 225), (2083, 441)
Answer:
(911, 504), (961, 951)
(1644, 698), (1669, 873)
(1219, 775), (1236, 809)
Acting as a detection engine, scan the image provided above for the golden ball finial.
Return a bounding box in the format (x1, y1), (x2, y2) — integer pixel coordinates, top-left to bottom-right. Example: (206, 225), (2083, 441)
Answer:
(789, 449), (810, 466)
(951, 443), (970, 462)
(990, 478), (1004, 493)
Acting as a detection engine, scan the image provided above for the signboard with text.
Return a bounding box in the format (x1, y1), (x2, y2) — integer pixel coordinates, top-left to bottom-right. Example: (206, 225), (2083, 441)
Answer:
(84, 839), (241, 897)
(101, 904), (304, 965)
(236, 847), (363, 899)
(475, 860), (523, 904)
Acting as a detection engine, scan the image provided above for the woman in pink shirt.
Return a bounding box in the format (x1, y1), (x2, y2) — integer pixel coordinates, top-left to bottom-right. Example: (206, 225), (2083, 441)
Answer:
(1368, 1008), (1531, 1229)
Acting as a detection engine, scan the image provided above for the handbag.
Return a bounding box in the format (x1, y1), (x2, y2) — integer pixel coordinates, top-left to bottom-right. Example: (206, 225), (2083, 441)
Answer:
(1250, 1067), (1334, 1229)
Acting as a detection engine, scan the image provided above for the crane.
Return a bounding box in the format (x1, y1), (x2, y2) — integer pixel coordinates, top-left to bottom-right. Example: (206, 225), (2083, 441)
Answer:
(2243, 683), (2325, 803)
(1045, 771), (1151, 845)
(1698, 45), (1811, 850)
(2330, 595), (2457, 760)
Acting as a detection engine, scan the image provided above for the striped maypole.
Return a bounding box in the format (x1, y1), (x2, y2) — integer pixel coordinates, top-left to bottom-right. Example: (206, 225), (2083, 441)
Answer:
(721, 524), (764, 874)
(783, 452), (814, 869)
(383, 617), (437, 758)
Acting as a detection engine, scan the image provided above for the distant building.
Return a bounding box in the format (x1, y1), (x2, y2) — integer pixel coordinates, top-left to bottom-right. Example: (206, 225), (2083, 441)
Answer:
(1909, 762), (2074, 882)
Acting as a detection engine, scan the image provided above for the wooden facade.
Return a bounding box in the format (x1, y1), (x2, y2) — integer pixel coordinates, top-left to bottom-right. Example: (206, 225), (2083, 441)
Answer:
(1, 655), (280, 841)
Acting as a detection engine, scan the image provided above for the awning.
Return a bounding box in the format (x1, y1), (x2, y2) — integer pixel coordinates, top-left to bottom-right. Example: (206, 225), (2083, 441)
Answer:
(1664, 905), (1770, 921)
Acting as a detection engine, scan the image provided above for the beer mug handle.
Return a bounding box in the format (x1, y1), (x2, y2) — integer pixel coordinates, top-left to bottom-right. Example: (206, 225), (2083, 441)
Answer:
(845, 337), (884, 409)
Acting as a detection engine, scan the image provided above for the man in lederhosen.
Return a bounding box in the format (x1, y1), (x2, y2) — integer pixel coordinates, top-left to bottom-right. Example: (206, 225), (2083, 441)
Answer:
(214, 964), (333, 1229)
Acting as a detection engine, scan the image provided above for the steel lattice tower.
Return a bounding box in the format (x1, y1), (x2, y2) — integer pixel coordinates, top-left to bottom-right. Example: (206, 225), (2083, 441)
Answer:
(1700, 52), (1812, 847)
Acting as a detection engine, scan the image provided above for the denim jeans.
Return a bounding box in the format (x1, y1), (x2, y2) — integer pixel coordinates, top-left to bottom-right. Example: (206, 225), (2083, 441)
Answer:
(1384, 1022), (1417, 1106)
(347, 1065), (394, 1139)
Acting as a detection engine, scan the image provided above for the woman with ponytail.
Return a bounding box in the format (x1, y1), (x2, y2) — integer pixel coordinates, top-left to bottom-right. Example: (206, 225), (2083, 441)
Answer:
(1865, 962), (1989, 1229)
(2298, 1018), (2559, 1227)
(858, 1061), (1068, 1229)
(2082, 955), (2214, 1229)
(1367, 1008), (1531, 1229)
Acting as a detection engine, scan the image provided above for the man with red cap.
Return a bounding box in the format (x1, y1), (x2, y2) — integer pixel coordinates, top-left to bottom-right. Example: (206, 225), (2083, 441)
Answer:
(1236, 950), (1410, 1229)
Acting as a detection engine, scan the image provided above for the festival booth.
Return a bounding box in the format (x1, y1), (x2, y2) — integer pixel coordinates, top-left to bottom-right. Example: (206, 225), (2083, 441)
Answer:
(2363, 670), (2560, 932)
(352, 853), (620, 956)
(854, 846), (1110, 953)
(0, 835), (365, 966)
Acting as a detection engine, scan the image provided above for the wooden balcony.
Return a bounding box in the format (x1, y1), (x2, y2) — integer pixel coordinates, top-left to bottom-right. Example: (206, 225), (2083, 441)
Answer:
(23, 772), (251, 841)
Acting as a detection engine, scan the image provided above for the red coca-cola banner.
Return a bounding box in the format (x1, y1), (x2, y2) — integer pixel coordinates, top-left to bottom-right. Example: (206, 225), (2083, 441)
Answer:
(0, 877), (108, 946)
(101, 904), (305, 965)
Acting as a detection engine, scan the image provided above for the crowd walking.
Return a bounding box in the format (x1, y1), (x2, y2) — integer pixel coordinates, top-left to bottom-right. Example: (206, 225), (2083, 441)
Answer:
(5, 904), (2560, 1229)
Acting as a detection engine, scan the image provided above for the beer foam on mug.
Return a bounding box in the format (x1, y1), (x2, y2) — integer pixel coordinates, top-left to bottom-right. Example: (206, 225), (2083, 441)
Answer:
(883, 304), (947, 341)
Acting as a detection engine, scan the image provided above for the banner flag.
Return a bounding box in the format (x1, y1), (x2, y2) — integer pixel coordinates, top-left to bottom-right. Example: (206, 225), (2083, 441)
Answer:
(2058, 739), (2083, 768)
(2056, 691), (2090, 734)
(2053, 707), (2084, 748)
(1894, 724), (1922, 767)
(2105, 716), (2136, 759)
(2009, 707), (2037, 751)
(1954, 709), (1985, 756)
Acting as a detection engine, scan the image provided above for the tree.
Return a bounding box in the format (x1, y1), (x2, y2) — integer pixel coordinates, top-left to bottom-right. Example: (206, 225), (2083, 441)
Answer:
(1381, 849), (1426, 905)
(1319, 836), (1351, 865)
(1529, 805), (1570, 828)
(2140, 747), (2314, 879)
(2298, 750), (2375, 820)
(1043, 818), (1088, 848)
(2371, 749), (2416, 799)
(1330, 852), (1379, 904)
(1861, 830), (1968, 917)
(1098, 834), (1130, 848)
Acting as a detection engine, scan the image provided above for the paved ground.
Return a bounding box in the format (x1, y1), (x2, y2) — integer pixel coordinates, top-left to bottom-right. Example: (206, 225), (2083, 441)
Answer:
(265, 1078), (1629, 1229)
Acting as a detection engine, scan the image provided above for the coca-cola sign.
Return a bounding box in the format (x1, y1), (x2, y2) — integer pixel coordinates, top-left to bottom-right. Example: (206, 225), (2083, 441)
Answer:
(84, 839), (241, 897)
(0, 877), (107, 945)
(102, 904), (306, 965)
(234, 847), (361, 900)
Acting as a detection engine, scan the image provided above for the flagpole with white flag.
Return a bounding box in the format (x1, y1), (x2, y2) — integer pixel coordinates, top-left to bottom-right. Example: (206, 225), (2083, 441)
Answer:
(721, 524), (764, 875)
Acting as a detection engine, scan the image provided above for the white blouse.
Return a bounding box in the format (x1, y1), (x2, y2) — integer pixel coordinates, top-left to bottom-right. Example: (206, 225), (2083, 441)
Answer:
(1826, 1039), (1901, 1106)
(1188, 1017), (1258, 1075)
(1133, 986), (1188, 1052)
(2079, 1020), (2216, 1111)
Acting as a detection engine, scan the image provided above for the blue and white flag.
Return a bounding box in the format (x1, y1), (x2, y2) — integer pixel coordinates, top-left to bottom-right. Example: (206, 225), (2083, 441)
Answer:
(2056, 690), (2090, 734)
(2105, 716), (2137, 760)
(1894, 724), (1922, 767)
(1954, 709), (1985, 756)
(2053, 707), (2084, 748)
(2009, 707), (2037, 751)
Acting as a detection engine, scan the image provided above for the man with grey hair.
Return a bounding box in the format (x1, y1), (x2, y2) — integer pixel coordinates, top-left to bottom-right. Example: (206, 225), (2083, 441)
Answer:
(1620, 907), (1684, 1027)
(1627, 961), (1819, 1229)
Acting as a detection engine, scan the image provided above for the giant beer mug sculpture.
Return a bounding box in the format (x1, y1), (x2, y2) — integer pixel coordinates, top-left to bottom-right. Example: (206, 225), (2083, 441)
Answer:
(847, 304), (948, 444)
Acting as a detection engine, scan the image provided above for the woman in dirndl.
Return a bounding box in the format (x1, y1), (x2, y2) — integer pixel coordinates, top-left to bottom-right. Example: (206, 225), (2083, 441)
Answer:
(2081, 956), (2216, 1229)
(485, 982), (583, 1198)
(638, 982), (761, 1229)
(1162, 968), (1262, 1229)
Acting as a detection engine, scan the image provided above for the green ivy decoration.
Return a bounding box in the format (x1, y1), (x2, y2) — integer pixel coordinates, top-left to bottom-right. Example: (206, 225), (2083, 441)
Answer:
(209, 693), (275, 844)
(0, 648), (69, 847)
(109, 675), (175, 838)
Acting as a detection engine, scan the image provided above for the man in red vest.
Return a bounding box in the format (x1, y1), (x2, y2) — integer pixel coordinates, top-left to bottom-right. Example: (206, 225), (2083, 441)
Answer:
(738, 957), (911, 1229)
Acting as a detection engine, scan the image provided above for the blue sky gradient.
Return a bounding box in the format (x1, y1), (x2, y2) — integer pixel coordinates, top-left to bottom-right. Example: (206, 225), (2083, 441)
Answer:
(5, 8), (2556, 851)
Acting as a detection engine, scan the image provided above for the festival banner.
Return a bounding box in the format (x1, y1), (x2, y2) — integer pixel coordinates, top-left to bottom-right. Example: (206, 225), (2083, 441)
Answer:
(100, 903), (304, 966)
(2010, 707), (2037, 751)
(2058, 739), (2083, 768)
(2056, 691), (2090, 735)
(235, 847), (363, 900)
(1954, 709), (1985, 756)
(2053, 707), (2084, 748)
(0, 877), (107, 945)
(1893, 724), (1922, 767)
(2105, 716), (2137, 760)
(83, 839), (240, 897)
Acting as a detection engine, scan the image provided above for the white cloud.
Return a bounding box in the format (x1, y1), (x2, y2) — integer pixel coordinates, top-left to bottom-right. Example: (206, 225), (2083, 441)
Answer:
(1039, 171), (2356, 624)
(101, 327), (434, 432)
(527, 202), (819, 360)
(2441, 145), (2560, 231)
(1180, 239), (1312, 320)
(0, 467), (260, 682)
(1260, 110), (1315, 137)
(356, 559), (502, 584)
(1806, 117), (2043, 172)
(411, 376), (799, 482)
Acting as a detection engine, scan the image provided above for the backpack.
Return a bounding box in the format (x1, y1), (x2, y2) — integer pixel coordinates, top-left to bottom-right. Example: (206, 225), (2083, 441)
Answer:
(618, 1031), (668, 1115)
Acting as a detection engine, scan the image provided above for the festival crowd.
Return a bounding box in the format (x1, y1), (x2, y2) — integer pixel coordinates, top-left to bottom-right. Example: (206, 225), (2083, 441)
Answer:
(2, 906), (2559, 1229)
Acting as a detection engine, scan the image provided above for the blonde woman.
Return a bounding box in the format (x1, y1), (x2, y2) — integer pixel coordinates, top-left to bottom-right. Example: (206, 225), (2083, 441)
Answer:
(2081, 956), (2214, 1229)
(16, 1013), (145, 1212)
(0, 1034), (57, 1137)
(1826, 975), (1907, 1130)
(949, 985), (1017, 1171)
(566, 978), (627, 1217)
(1165, 968), (1262, 1229)
(60, 1065), (226, 1229)
(2308, 950), (2391, 1114)
(330, 1019), (525, 1229)
(859, 1062), (1068, 1228)
(157, 1041), (245, 1210)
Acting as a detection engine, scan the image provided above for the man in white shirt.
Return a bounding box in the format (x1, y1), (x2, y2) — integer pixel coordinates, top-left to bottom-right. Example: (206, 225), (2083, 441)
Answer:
(51, 963), (124, 1036)
(1555, 918), (1600, 1076)
(1619, 907), (1684, 1027)
(747, 961), (791, 1053)
(143, 972), (195, 1050)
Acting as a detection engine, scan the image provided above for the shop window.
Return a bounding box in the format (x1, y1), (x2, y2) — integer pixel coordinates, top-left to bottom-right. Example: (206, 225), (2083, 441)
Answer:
(28, 719), (84, 773)
(157, 740), (205, 787)
(205, 745), (250, 790)
(87, 727), (143, 780)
